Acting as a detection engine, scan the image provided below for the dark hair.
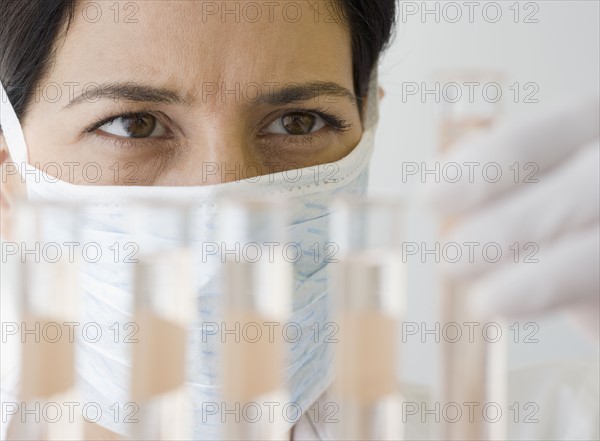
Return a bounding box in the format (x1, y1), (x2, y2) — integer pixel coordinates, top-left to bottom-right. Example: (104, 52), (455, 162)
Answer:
(1, 0), (396, 125)
(340, 0), (396, 106)
(0, 1), (77, 123)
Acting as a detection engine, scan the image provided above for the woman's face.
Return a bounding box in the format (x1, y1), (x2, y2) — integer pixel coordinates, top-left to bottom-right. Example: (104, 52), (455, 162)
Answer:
(2, 1), (362, 191)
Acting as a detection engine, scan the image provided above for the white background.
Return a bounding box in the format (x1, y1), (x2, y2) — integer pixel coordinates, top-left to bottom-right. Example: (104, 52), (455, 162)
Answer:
(370, 1), (600, 385)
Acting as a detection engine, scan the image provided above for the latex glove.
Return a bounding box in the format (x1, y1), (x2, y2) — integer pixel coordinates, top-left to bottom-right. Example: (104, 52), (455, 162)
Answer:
(423, 98), (599, 339)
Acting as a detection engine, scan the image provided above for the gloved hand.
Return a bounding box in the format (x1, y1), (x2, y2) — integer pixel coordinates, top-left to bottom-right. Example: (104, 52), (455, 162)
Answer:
(422, 98), (599, 339)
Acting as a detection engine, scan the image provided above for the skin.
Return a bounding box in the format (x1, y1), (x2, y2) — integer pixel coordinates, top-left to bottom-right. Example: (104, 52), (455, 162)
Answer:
(0, 0), (365, 238)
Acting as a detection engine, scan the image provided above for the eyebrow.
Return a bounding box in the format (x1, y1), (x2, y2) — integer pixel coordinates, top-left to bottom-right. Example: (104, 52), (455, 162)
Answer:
(64, 83), (187, 108)
(64, 81), (357, 109)
(257, 81), (357, 106)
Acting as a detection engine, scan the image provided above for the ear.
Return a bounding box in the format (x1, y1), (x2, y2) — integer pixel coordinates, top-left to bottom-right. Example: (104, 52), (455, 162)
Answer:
(0, 133), (25, 239)
(378, 86), (385, 100)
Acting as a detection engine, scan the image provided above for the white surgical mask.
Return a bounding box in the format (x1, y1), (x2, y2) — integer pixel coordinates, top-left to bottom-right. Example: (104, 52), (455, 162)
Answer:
(0, 72), (379, 439)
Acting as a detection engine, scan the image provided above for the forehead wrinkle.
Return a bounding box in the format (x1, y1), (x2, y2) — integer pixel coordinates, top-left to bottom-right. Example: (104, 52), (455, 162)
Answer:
(39, 1), (356, 115)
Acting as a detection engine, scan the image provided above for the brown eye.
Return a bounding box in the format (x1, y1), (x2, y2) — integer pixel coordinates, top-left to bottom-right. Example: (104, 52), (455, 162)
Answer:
(123, 114), (156, 138)
(264, 111), (326, 136)
(96, 113), (166, 138)
(281, 112), (317, 135)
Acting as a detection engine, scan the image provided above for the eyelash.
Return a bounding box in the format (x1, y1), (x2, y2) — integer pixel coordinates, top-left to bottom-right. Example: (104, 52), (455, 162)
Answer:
(84, 108), (352, 149)
(269, 108), (352, 133)
(84, 110), (166, 134)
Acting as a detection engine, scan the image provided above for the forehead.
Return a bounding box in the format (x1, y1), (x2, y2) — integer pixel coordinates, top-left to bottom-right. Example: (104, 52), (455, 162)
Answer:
(49, 1), (353, 99)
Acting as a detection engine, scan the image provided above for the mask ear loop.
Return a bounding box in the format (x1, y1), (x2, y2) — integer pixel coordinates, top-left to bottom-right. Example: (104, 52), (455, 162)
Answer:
(363, 68), (380, 132)
(0, 80), (30, 171)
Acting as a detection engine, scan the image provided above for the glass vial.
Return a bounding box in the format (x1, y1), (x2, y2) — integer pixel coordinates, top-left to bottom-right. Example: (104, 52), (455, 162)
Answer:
(10, 200), (81, 440)
(219, 196), (292, 441)
(434, 69), (507, 441)
(128, 199), (194, 441)
(331, 197), (406, 441)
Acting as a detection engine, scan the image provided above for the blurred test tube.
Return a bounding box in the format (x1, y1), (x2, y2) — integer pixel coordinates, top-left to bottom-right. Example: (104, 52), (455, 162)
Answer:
(331, 197), (406, 441)
(10, 200), (81, 440)
(128, 200), (194, 441)
(434, 69), (507, 441)
(219, 196), (292, 441)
